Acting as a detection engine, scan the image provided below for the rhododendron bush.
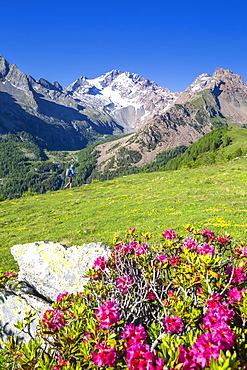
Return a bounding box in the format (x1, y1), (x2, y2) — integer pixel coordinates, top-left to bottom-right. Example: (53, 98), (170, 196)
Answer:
(2, 225), (247, 369)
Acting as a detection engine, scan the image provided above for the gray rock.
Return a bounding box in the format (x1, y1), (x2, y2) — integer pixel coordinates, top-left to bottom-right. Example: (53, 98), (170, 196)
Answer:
(0, 241), (111, 342)
(0, 289), (52, 343)
(11, 241), (111, 302)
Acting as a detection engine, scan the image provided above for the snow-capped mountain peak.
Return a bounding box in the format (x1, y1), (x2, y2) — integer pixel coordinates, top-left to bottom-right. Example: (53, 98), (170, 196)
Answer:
(65, 70), (178, 130)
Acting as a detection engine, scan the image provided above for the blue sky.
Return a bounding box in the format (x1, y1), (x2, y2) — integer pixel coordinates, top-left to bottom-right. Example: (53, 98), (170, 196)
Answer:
(1, 0), (247, 92)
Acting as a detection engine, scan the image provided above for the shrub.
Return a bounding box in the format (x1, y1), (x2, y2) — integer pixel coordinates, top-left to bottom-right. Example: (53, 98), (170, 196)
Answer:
(1, 226), (247, 369)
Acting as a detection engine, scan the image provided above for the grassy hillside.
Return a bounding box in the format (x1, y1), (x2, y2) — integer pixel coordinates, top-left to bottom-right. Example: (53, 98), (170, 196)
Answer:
(164, 126), (247, 170)
(1, 156), (247, 273)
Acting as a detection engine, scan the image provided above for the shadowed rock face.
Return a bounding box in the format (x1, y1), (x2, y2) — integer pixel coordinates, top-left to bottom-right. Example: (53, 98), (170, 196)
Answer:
(0, 55), (123, 150)
(0, 241), (111, 342)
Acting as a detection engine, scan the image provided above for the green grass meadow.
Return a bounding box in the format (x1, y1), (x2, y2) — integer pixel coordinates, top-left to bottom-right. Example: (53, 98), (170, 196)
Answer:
(1, 157), (247, 272)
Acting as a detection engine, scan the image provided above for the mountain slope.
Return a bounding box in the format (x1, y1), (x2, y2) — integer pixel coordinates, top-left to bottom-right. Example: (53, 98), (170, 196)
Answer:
(163, 125), (247, 171)
(83, 126), (247, 183)
(0, 56), (123, 150)
(2, 156), (247, 273)
(92, 68), (247, 172)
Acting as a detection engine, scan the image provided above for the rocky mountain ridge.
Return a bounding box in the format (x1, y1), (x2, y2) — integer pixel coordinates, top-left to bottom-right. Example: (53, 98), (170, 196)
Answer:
(93, 68), (247, 172)
(0, 55), (123, 150)
(1, 55), (247, 160)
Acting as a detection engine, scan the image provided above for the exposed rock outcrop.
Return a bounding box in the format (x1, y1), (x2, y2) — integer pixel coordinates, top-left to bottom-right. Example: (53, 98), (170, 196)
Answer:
(0, 241), (111, 342)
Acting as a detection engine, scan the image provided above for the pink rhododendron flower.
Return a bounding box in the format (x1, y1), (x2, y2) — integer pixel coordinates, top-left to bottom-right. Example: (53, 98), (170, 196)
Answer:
(42, 309), (66, 331)
(117, 275), (133, 292)
(203, 295), (234, 330)
(135, 243), (148, 256)
(92, 341), (116, 368)
(197, 287), (204, 295)
(169, 256), (180, 266)
(163, 228), (177, 240)
(95, 301), (120, 329)
(218, 235), (231, 244)
(190, 332), (221, 367)
(178, 345), (200, 370)
(225, 265), (247, 283)
(155, 358), (166, 370)
(56, 292), (69, 302)
(164, 315), (184, 333)
(182, 238), (198, 251)
(163, 298), (169, 306)
(114, 241), (148, 255)
(114, 242), (133, 255)
(122, 323), (147, 345)
(191, 325), (235, 368)
(211, 323), (235, 351)
(197, 243), (214, 256)
(93, 256), (108, 271)
(53, 356), (69, 369)
(179, 323), (236, 369)
(122, 323), (165, 369)
(83, 332), (91, 343)
(129, 227), (136, 233)
(128, 241), (138, 249)
(236, 247), (247, 255)
(126, 342), (165, 370)
(146, 290), (156, 300)
(5, 272), (16, 277)
(167, 289), (174, 296)
(204, 307), (234, 328)
(228, 287), (246, 303)
(207, 293), (222, 307)
(200, 229), (216, 240)
(156, 254), (169, 262)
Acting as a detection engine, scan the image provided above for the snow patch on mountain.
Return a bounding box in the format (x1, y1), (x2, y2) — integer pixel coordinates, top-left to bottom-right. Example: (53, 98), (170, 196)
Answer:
(190, 73), (211, 91)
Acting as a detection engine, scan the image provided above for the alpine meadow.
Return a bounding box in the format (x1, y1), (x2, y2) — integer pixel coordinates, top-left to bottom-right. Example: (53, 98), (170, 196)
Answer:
(1, 154), (247, 272)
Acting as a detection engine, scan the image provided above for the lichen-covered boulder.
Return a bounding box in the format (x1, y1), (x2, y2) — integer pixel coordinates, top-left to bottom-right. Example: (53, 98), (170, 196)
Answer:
(11, 241), (111, 302)
(0, 241), (111, 342)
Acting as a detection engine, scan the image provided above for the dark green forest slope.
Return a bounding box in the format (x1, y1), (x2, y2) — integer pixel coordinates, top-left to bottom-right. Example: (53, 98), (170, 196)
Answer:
(0, 132), (101, 199)
(1, 126), (247, 200)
